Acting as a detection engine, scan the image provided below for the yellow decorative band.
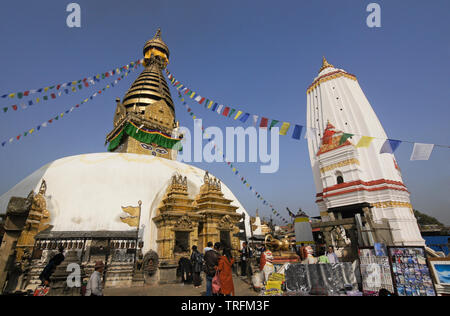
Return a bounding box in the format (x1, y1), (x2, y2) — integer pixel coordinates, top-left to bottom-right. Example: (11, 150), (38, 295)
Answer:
(371, 201), (413, 209)
(320, 158), (360, 173)
(295, 217), (310, 223)
(307, 71), (357, 94)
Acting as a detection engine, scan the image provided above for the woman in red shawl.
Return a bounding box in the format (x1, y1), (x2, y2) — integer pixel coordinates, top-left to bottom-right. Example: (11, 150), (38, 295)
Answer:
(217, 247), (235, 296)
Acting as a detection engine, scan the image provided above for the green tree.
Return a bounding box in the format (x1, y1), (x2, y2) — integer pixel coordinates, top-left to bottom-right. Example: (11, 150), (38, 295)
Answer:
(413, 210), (444, 227)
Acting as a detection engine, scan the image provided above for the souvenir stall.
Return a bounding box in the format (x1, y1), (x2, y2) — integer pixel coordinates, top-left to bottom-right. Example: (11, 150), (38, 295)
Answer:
(388, 247), (436, 296)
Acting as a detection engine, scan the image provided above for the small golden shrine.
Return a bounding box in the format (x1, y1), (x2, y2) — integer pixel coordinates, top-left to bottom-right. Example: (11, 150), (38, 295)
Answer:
(15, 180), (51, 262)
(153, 172), (243, 264)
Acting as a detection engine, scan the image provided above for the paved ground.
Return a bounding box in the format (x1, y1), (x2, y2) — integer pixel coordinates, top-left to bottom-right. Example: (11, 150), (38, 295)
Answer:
(104, 275), (258, 296)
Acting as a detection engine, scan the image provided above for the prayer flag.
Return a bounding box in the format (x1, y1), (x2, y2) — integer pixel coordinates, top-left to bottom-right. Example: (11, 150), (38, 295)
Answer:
(410, 143), (434, 161)
(356, 136), (375, 148)
(195, 96), (202, 102)
(199, 97), (206, 105)
(280, 122), (291, 135)
(269, 120), (279, 130)
(228, 109), (236, 118)
(222, 107), (230, 116)
(211, 103), (218, 112)
(380, 139), (402, 154)
(253, 115), (259, 126)
(240, 113), (250, 123)
(208, 101), (214, 109)
(234, 111), (243, 120)
(339, 133), (354, 145)
(292, 125), (303, 140)
(260, 117), (268, 129)
(217, 105), (224, 114)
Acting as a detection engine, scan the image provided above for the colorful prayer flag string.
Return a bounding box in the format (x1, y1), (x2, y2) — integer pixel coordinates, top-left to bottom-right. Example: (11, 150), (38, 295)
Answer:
(178, 92), (291, 224)
(166, 68), (303, 141)
(1, 66), (139, 149)
(2, 59), (143, 114)
(167, 69), (449, 161)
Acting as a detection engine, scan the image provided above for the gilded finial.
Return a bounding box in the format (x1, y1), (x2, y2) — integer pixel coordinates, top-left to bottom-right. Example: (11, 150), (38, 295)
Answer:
(154, 28), (162, 39)
(319, 56), (334, 73)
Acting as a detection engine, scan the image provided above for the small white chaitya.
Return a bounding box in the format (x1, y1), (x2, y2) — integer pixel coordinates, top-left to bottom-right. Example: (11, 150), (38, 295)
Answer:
(306, 57), (424, 246)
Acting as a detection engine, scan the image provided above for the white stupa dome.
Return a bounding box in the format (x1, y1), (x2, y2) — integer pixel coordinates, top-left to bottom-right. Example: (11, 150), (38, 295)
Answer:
(0, 153), (251, 253)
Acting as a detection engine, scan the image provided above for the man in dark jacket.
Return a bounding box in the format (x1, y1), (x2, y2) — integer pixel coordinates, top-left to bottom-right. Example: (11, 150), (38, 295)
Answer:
(39, 245), (65, 286)
(204, 242), (220, 296)
(240, 242), (253, 277)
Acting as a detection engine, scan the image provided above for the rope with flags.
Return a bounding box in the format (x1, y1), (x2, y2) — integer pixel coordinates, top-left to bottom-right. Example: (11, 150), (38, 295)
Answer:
(178, 92), (291, 225)
(0, 64), (140, 149)
(2, 59), (143, 114)
(166, 69), (449, 161)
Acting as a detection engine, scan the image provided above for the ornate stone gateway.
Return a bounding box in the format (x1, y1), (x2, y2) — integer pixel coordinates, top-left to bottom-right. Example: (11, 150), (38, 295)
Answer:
(153, 172), (243, 283)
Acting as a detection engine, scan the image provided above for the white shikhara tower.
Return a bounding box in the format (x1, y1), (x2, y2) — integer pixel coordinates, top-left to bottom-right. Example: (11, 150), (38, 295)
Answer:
(306, 57), (424, 246)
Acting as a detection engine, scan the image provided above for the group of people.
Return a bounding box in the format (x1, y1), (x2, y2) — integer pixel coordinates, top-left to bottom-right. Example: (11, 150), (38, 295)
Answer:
(187, 242), (235, 296)
(34, 240), (342, 296)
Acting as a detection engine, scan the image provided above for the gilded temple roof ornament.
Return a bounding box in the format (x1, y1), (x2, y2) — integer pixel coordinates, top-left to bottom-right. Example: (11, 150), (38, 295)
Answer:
(38, 180), (47, 195)
(319, 56), (334, 73)
(154, 28), (162, 39)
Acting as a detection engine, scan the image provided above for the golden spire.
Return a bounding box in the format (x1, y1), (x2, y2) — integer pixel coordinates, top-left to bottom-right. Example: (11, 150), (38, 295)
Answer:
(154, 28), (162, 39)
(319, 56), (334, 73)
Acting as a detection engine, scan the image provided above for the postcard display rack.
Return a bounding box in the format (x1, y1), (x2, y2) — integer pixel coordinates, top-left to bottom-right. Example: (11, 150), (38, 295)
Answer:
(358, 247), (394, 295)
(388, 247), (436, 296)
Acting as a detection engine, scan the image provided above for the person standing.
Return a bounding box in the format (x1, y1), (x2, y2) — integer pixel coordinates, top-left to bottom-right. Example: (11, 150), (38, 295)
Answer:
(326, 246), (339, 263)
(204, 241), (214, 253)
(190, 245), (203, 288)
(85, 261), (104, 296)
(204, 242), (221, 296)
(259, 246), (274, 284)
(318, 248), (330, 263)
(39, 245), (65, 286)
(239, 242), (252, 277)
(218, 248), (235, 296)
(295, 243), (305, 261)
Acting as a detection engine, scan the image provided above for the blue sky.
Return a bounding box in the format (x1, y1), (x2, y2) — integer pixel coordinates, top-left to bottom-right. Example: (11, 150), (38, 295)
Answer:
(0, 0), (449, 224)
